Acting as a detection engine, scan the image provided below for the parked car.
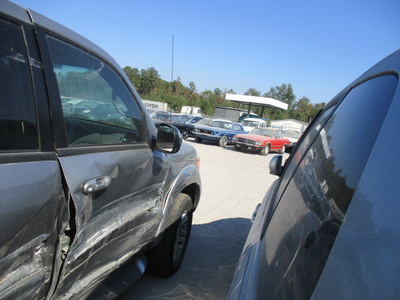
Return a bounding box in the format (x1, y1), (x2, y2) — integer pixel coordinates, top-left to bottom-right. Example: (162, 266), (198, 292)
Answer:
(238, 112), (259, 122)
(240, 118), (268, 132)
(281, 129), (301, 144)
(228, 50), (400, 299)
(150, 110), (172, 122)
(0, 2), (201, 299)
(193, 119), (247, 147)
(172, 116), (205, 139)
(232, 128), (290, 155)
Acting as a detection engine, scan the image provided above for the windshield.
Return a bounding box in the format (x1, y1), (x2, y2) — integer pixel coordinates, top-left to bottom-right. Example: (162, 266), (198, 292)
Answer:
(242, 120), (260, 127)
(251, 128), (275, 137)
(282, 131), (300, 139)
(197, 118), (212, 125)
(210, 121), (233, 129)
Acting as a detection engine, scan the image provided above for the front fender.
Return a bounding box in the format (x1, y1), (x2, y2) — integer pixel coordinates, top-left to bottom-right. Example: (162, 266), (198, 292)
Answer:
(156, 163), (201, 238)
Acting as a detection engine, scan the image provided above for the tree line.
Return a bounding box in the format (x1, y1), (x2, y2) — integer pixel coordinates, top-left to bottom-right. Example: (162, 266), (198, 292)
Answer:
(123, 66), (326, 123)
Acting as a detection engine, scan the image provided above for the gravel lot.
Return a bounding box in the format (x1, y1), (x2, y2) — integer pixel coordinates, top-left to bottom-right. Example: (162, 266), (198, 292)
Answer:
(120, 139), (285, 299)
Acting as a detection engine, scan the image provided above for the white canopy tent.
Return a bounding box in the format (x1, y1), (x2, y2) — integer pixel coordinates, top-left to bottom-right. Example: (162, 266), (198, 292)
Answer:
(225, 93), (288, 118)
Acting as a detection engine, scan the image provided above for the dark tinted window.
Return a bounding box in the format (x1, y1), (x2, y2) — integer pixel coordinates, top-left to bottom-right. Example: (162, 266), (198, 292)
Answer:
(256, 75), (397, 299)
(0, 19), (38, 150)
(46, 36), (145, 146)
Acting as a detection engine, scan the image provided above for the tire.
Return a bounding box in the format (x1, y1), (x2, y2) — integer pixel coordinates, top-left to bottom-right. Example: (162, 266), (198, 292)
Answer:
(182, 130), (189, 140)
(260, 144), (270, 156)
(234, 145), (240, 151)
(147, 193), (193, 277)
(219, 135), (228, 147)
(280, 144), (286, 154)
(195, 136), (202, 143)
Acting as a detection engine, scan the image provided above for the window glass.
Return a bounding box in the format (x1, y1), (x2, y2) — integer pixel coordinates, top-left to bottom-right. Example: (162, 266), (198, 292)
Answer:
(0, 19), (38, 150)
(46, 36), (144, 146)
(256, 75), (397, 299)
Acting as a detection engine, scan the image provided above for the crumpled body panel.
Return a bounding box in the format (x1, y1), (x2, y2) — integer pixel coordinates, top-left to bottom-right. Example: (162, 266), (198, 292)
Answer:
(0, 160), (65, 300)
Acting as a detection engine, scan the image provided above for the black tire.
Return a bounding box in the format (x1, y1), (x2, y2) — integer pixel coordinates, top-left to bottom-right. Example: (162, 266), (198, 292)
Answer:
(234, 145), (240, 151)
(219, 135), (228, 147)
(182, 130), (189, 140)
(147, 193), (193, 277)
(260, 144), (270, 156)
(195, 136), (202, 143)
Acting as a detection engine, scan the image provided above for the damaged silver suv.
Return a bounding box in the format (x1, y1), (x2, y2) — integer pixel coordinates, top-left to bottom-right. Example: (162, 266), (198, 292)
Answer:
(0, 2), (201, 299)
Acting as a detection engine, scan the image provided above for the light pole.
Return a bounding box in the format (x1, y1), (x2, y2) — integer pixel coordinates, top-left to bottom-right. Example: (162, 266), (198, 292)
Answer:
(171, 35), (174, 82)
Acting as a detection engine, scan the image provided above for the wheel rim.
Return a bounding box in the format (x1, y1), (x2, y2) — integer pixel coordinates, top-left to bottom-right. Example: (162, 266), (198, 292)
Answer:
(173, 212), (189, 261)
(182, 130), (189, 139)
(220, 136), (227, 147)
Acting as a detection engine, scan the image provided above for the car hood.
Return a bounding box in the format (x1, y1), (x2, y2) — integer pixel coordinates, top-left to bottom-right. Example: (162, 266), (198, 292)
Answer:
(234, 133), (275, 141)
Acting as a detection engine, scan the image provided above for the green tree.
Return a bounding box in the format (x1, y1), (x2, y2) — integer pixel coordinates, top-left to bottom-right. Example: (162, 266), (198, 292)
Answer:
(138, 67), (161, 95)
(244, 88), (261, 96)
(264, 83), (296, 120)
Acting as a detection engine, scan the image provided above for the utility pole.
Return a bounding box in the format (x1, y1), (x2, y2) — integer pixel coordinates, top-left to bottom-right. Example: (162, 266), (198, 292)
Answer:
(171, 35), (174, 82)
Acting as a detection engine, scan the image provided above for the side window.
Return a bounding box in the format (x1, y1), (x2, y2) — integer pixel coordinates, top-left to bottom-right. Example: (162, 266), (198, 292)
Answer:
(46, 36), (145, 146)
(256, 75), (397, 299)
(0, 19), (38, 150)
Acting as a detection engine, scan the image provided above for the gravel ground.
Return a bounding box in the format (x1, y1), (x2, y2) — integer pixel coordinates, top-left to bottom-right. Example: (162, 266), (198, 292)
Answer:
(120, 139), (284, 299)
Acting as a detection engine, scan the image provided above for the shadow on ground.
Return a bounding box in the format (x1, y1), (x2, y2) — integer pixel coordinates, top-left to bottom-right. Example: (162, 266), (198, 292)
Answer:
(119, 217), (251, 300)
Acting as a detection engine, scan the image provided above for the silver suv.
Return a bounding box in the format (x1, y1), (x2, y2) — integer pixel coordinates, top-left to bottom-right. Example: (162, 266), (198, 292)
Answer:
(0, 2), (201, 299)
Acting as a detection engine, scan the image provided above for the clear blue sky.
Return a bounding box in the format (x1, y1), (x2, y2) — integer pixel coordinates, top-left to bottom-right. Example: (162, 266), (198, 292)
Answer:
(11, 0), (400, 103)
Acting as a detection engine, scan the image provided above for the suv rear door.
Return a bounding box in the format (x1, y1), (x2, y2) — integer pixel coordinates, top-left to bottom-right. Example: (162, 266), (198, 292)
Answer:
(38, 33), (169, 297)
(0, 17), (65, 299)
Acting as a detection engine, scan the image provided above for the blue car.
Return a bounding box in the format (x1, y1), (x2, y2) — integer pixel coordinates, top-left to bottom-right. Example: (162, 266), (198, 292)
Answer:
(193, 119), (248, 147)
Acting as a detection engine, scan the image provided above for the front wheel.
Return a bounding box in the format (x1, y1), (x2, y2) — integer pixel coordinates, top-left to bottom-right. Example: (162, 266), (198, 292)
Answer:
(147, 193), (193, 277)
(182, 130), (189, 140)
(219, 135), (228, 147)
(195, 136), (202, 143)
(260, 144), (270, 156)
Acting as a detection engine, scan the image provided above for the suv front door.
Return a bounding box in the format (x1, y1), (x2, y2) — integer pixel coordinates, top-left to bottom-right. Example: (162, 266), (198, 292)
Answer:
(41, 34), (168, 297)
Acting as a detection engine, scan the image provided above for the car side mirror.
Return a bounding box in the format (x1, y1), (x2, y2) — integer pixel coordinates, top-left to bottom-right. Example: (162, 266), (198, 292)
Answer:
(269, 155), (283, 176)
(156, 123), (182, 153)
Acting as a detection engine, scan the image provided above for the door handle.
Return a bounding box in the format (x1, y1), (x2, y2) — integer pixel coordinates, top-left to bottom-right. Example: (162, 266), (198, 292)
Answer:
(82, 176), (111, 195)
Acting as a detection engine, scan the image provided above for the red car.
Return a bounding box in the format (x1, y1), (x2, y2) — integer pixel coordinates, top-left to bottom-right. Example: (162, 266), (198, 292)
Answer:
(232, 128), (290, 155)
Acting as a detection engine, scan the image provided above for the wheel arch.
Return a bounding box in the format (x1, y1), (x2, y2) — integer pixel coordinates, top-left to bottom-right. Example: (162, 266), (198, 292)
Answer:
(155, 164), (201, 241)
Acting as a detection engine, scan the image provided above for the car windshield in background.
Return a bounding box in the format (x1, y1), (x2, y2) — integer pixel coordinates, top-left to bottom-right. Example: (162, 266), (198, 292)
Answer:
(242, 120), (260, 127)
(282, 130), (300, 139)
(151, 111), (172, 121)
(251, 128), (275, 137)
(210, 121), (233, 129)
(180, 115), (192, 123)
(196, 118), (212, 125)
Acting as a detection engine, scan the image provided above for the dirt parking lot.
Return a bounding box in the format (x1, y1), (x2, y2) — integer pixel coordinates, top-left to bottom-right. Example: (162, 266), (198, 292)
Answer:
(120, 140), (286, 299)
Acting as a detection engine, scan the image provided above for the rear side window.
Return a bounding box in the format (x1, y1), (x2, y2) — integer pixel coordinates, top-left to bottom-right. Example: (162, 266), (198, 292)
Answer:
(256, 75), (397, 299)
(0, 19), (38, 151)
(46, 36), (145, 146)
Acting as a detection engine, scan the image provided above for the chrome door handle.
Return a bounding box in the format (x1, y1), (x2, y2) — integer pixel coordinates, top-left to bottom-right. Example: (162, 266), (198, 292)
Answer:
(82, 176), (111, 195)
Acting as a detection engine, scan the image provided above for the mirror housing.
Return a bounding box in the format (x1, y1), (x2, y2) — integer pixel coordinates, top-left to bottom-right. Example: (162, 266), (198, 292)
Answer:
(269, 155), (283, 176)
(156, 123), (182, 153)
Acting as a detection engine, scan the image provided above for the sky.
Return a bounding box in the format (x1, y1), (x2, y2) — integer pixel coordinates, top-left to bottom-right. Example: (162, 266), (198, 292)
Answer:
(11, 0), (400, 104)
